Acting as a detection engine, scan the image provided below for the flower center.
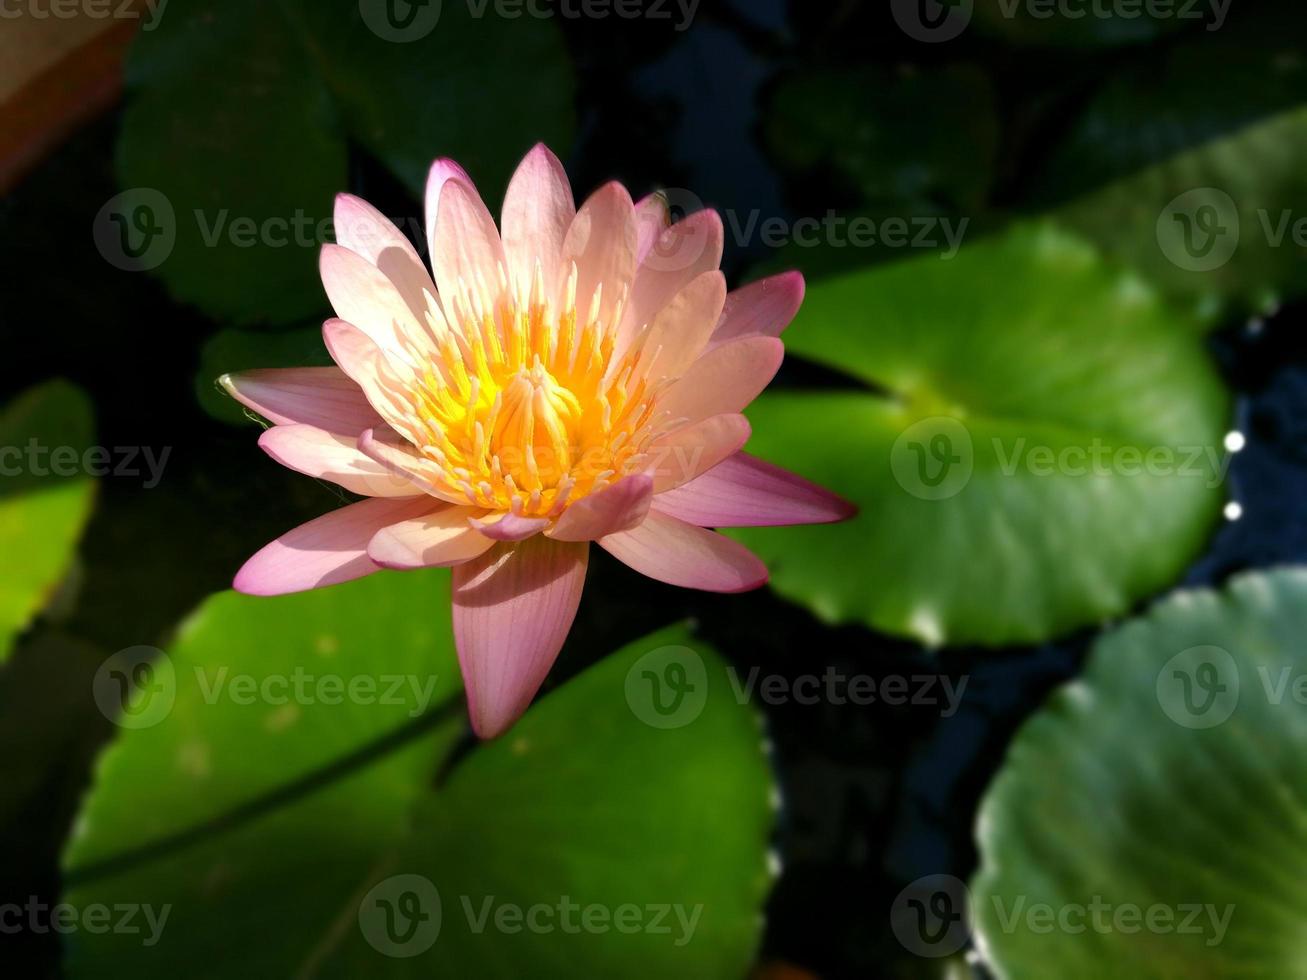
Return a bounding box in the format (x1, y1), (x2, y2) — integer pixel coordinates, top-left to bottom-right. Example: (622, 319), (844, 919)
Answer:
(394, 264), (674, 518)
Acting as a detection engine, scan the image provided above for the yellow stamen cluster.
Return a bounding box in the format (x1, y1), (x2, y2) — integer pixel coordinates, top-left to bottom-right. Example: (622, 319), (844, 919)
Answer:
(394, 261), (672, 518)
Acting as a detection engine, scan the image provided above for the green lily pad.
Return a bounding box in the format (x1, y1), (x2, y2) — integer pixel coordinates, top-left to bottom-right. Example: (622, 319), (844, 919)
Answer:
(62, 604), (774, 976)
(117, 0), (574, 326)
(0, 381), (97, 662)
(734, 222), (1229, 646)
(971, 567), (1307, 977)
(1031, 16), (1307, 318)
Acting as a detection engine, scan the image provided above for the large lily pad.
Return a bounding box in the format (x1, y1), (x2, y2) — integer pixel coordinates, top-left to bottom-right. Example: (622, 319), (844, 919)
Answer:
(971, 567), (1307, 977)
(734, 222), (1229, 646)
(117, 0), (574, 326)
(62, 596), (774, 977)
(0, 381), (97, 662)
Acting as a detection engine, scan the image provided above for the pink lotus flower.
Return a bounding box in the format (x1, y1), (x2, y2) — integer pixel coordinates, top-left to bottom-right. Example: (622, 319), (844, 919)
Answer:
(224, 145), (853, 737)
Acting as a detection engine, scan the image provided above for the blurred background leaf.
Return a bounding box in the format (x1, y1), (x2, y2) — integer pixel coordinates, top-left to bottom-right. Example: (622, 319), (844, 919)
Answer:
(0, 381), (97, 663)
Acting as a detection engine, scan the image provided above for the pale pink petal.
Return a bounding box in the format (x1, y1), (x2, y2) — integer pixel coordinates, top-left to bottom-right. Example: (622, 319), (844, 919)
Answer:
(647, 413), (751, 492)
(321, 319), (417, 439)
(219, 368), (382, 433)
(258, 425), (420, 498)
(233, 496), (436, 596)
(634, 191), (671, 262)
(651, 452), (856, 527)
(357, 426), (463, 503)
(619, 209), (724, 352)
(431, 178), (507, 314)
(706, 271), (805, 351)
(655, 337), (783, 423)
(320, 244), (433, 357)
(453, 537), (589, 738)
(501, 143), (575, 301)
(367, 505), (495, 569)
(333, 193), (436, 321)
(599, 509), (767, 593)
(425, 157), (471, 263)
(559, 181), (637, 334)
(469, 513), (551, 541)
(548, 475), (653, 541)
(625, 269), (728, 385)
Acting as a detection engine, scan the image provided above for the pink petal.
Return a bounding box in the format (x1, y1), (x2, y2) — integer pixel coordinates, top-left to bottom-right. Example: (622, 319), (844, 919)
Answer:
(367, 505), (495, 569)
(321, 319), (415, 439)
(651, 452), (856, 528)
(648, 413), (751, 492)
(469, 513), (551, 541)
(357, 426), (462, 503)
(599, 509), (767, 593)
(655, 337), (784, 423)
(634, 191), (671, 262)
(706, 271), (805, 351)
(453, 537), (589, 738)
(560, 181), (636, 335)
(219, 368), (382, 433)
(320, 244), (433, 357)
(547, 475), (653, 542)
(626, 270), (727, 384)
(501, 143), (575, 301)
(333, 193), (436, 321)
(233, 496), (437, 596)
(619, 209), (724, 351)
(425, 157), (471, 263)
(258, 424), (419, 498)
(431, 178), (507, 315)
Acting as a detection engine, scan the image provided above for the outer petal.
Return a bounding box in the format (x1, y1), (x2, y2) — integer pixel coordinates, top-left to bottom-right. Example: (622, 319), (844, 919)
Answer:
(233, 496), (437, 596)
(501, 143), (575, 301)
(626, 270), (727, 385)
(559, 181), (637, 334)
(655, 337), (783, 424)
(651, 452), (856, 528)
(322, 319), (417, 441)
(647, 413), (751, 492)
(219, 367), (382, 433)
(634, 191), (671, 262)
(258, 425), (419, 498)
(599, 509), (768, 593)
(706, 271), (805, 351)
(320, 244), (432, 357)
(368, 505), (495, 569)
(431, 178), (507, 316)
(453, 536), (589, 738)
(547, 474), (653, 541)
(333, 193), (436, 322)
(425, 157), (471, 261)
(619, 209), (724, 351)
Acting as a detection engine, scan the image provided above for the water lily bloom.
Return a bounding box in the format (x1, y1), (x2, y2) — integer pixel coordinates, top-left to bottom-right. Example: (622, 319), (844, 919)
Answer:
(224, 145), (854, 737)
